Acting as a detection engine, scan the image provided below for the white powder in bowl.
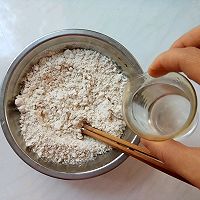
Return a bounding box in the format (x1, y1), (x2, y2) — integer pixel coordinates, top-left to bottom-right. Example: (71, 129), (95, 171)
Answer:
(15, 49), (127, 165)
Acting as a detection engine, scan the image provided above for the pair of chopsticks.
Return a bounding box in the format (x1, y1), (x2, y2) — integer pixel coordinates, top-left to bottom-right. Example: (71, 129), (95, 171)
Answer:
(82, 124), (192, 186)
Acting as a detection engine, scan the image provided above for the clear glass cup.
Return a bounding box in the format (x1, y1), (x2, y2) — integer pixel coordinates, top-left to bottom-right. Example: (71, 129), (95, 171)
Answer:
(123, 72), (198, 141)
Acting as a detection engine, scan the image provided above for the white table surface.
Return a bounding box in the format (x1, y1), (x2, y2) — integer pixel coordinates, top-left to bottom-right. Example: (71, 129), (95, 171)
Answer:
(0, 0), (200, 199)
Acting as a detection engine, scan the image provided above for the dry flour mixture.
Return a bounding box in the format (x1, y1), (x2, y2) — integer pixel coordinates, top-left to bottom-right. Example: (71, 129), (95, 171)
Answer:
(15, 49), (127, 165)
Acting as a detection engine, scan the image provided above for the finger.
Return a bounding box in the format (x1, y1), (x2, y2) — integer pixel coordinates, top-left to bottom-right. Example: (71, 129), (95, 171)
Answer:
(140, 139), (190, 174)
(140, 138), (200, 188)
(140, 139), (185, 165)
(148, 47), (200, 83)
(171, 26), (200, 48)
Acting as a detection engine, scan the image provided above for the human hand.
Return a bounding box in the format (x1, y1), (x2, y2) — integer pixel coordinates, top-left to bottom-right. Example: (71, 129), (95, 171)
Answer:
(141, 26), (200, 188)
(148, 26), (200, 83)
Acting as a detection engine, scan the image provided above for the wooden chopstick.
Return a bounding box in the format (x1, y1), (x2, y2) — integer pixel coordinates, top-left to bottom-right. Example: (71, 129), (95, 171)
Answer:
(84, 124), (157, 160)
(82, 124), (193, 186)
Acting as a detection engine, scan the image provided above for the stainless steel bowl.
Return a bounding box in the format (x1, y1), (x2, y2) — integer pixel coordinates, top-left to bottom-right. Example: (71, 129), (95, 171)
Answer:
(0, 29), (143, 179)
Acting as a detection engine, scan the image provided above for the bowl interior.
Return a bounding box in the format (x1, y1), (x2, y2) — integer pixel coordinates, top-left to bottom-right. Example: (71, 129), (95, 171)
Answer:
(1, 30), (143, 179)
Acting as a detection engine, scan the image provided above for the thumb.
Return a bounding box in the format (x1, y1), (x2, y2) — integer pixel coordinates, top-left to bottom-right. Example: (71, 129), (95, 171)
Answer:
(140, 139), (200, 188)
(140, 138), (189, 172)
